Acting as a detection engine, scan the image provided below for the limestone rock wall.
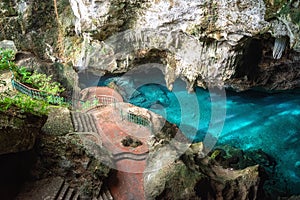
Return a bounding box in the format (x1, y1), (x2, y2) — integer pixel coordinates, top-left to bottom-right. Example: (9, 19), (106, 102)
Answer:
(69, 0), (300, 91)
(144, 142), (266, 200)
(0, 0), (299, 91)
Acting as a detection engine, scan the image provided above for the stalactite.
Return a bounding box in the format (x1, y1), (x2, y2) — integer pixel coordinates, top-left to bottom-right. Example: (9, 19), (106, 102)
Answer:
(273, 36), (287, 59)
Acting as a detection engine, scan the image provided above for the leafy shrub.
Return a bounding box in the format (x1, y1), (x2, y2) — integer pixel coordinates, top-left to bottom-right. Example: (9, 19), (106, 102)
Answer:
(0, 48), (14, 70)
(22, 70), (65, 95)
(0, 93), (49, 115)
(0, 48), (67, 113)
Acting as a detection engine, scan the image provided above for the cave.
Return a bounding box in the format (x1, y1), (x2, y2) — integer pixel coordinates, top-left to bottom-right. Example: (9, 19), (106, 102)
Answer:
(234, 39), (262, 81)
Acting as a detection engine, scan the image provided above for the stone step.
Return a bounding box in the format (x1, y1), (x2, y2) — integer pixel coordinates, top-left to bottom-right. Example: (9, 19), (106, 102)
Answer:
(98, 187), (113, 200)
(71, 112), (98, 133)
(113, 152), (148, 162)
(65, 188), (75, 200)
(15, 177), (80, 200)
(87, 113), (99, 133)
(15, 176), (113, 200)
(56, 181), (69, 200)
(72, 191), (80, 200)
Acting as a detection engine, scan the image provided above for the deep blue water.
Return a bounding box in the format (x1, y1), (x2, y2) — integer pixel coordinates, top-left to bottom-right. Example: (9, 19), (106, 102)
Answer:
(91, 68), (300, 197)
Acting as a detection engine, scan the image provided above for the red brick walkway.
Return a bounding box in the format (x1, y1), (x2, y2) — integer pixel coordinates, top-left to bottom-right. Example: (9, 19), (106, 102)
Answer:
(90, 105), (152, 200)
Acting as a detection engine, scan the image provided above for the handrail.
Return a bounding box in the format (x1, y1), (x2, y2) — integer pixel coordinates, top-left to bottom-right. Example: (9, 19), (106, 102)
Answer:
(120, 110), (152, 129)
(11, 78), (67, 105)
(12, 79), (152, 129)
(11, 78), (123, 108)
(78, 94), (118, 111)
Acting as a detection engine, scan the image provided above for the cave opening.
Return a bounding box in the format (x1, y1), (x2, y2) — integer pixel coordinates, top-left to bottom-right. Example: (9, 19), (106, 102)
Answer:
(235, 39), (262, 81)
(0, 150), (37, 199)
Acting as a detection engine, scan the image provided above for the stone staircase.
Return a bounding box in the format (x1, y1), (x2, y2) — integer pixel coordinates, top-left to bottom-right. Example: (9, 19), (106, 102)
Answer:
(16, 176), (113, 200)
(98, 187), (114, 200)
(71, 111), (99, 133)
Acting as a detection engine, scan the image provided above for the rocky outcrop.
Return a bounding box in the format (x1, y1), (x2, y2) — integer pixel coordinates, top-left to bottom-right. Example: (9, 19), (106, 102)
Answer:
(69, 0), (300, 91)
(0, 1), (299, 91)
(0, 107), (47, 155)
(31, 133), (113, 198)
(42, 106), (74, 135)
(144, 141), (266, 200)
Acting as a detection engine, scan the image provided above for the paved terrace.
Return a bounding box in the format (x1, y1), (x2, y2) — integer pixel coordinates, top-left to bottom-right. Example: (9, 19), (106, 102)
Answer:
(72, 86), (156, 200)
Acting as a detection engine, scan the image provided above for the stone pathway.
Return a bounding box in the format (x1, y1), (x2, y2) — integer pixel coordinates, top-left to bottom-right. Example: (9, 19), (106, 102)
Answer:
(72, 100), (153, 200)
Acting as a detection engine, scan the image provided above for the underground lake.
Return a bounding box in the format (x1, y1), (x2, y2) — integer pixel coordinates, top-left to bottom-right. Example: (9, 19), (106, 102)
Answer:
(79, 67), (300, 197)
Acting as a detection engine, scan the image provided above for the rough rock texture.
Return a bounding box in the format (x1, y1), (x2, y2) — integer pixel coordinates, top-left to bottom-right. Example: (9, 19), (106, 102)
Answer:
(69, 0), (300, 91)
(41, 106), (74, 135)
(144, 141), (266, 200)
(0, 1), (299, 91)
(0, 40), (17, 52)
(31, 133), (113, 198)
(0, 107), (47, 155)
(14, 50), (79, 98)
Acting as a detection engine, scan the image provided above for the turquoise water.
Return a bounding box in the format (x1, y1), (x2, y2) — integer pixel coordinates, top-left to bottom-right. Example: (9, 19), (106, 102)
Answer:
(92, 68), (300, 197)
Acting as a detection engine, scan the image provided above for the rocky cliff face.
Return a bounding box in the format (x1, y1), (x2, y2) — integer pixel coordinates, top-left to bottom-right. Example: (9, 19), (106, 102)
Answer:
(1, 0), (299, 91)
(144, 140), (267, 200)
(0, 107), (47, 155)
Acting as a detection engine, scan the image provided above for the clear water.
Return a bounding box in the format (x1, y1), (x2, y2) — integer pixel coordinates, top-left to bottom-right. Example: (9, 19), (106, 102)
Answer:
(92, 68), (300, 197)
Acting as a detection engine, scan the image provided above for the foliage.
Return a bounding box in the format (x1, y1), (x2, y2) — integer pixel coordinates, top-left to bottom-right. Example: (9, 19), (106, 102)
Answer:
(80, 96), (100, 110)
(15, 66), (31, 83)
(265, 0), (300, 25)
(0, 93), (49, 115)
(22, 70), (65, 95)
(210, 149), (221, 160)
(0, 79), (50, 115)
(279, 1), (300, 26)
(1, 48), (65, 95)
(0, 48), (67, 114)
(0, 48), (16, 71)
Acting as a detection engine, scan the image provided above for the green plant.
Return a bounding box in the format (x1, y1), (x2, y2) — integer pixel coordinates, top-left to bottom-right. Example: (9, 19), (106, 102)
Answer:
(0, 93), (50, 115)
(24, 71), (65, 95)
(0, 48), (67, 111)
(210, 149), (221, 160)
(80, 96), (100, 110)
(15, 66), (31, 82)
(0, 48), (16, 71)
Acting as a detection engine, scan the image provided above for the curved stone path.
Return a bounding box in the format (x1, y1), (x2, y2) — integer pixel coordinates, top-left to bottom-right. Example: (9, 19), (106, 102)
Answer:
(72, 86), (154, 200)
